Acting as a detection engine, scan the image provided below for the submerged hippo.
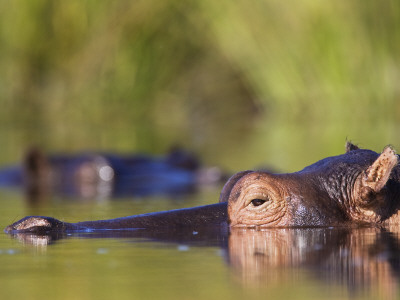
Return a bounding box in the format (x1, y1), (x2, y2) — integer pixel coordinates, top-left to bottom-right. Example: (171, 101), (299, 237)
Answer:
(5, 142), (400, 234)
(0, 147), (226, 201)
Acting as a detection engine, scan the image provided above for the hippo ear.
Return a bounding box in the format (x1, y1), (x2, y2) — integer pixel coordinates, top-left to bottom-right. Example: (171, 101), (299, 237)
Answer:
(363, 146), (398, 192)
(346, 142), (359, 153)
(219, 171), (253, 203)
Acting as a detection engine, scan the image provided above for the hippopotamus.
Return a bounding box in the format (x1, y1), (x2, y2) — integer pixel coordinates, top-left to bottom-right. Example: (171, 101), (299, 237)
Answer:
(0, 147), (226, 201)
(5, 142), (400, 234)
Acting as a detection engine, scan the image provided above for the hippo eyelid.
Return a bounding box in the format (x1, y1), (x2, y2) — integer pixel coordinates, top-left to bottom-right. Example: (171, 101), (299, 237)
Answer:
(247, 193), (272, 207)
(251, 199), (267, 206)
(243, 187), (273, 208)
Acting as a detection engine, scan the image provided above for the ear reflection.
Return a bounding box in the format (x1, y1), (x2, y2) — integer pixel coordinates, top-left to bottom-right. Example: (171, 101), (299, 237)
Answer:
(228, 227), (400, 296)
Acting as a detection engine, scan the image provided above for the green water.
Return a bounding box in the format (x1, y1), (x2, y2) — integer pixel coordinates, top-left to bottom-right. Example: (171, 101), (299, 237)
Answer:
(1, 189), (399, 300)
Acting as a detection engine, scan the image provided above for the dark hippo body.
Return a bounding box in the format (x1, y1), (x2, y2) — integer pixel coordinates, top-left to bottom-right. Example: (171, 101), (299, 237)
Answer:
(5, 202), (228, 234)
(0, 148), (225, 200)
(5, 143), (400, 234)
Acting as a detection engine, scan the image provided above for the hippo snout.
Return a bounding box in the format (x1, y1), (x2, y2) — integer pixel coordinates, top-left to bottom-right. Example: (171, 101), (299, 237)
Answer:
(4, 216), (64, 234)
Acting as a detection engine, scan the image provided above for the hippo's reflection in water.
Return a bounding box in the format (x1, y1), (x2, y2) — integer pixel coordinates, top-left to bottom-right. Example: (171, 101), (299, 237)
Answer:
(10, 227), (400, 296)
(228, 227), (400, 296)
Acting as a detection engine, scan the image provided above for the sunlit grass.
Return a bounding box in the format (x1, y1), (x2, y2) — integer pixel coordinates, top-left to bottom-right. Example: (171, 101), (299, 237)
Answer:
(0, 0), (399, 168)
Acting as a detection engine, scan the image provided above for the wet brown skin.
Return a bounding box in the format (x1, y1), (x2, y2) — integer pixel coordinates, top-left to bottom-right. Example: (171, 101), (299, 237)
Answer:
(222, 143), (400, 227)
(5, 143), (400, 234)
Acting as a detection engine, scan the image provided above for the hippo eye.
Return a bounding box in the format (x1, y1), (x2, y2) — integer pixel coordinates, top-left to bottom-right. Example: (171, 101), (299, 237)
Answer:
(251, 199), (267, 206)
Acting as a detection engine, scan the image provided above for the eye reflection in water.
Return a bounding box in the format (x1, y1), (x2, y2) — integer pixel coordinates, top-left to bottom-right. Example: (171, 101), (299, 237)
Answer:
(9, 226), (400, 297)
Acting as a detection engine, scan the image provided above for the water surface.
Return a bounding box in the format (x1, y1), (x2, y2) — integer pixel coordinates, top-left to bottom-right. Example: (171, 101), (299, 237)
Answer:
(1, 190), (399, 300)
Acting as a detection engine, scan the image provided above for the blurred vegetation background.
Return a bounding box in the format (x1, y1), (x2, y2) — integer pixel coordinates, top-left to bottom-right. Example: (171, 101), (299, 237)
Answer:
(0, 0), (399, 172)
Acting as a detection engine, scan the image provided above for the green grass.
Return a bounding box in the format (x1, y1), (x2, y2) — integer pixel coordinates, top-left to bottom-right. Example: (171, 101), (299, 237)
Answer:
(0, 0), (399, 169)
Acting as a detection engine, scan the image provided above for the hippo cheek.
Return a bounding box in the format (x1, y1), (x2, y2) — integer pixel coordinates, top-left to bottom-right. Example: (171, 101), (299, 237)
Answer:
(229, 202), (287, 227)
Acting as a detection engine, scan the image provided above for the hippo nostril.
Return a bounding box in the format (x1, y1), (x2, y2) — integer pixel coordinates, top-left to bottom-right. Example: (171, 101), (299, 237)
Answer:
(251, 199), (267, 206)
(4, 216), (59, 234)
(4, 225), (14, 233)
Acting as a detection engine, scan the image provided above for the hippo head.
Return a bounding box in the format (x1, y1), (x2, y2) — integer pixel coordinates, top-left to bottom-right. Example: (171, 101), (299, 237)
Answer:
(220, 143), (400, 227)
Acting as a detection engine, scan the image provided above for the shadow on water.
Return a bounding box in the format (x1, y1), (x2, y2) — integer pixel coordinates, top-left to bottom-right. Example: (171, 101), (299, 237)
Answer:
(8, 226), (400, 296)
